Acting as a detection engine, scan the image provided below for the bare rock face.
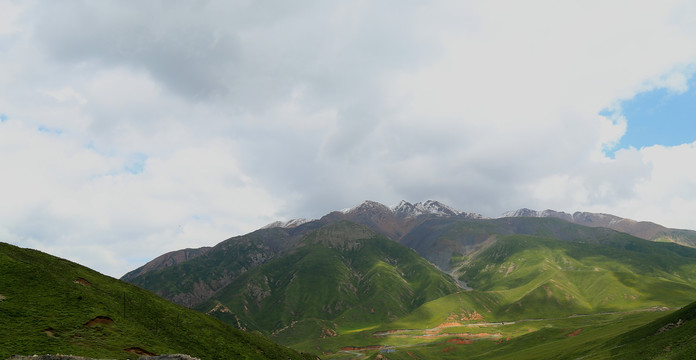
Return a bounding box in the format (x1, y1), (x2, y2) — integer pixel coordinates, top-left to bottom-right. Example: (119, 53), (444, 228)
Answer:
(324, 200), (484, 241)
(121, 247), (212, 281)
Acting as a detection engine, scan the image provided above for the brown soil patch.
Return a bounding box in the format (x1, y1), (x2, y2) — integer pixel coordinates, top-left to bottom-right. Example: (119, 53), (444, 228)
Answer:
(447, 338), (474, 345)
(321, 327), (338, 338)
(0, 294), (6, 301)
(124, 347), (156, 356)
(567, 329), (582, 337)
(73, 278), (92, 286)
(436, 321), (462, 328)
(44, 328), (55, 337)
(84, 316), (114, 327)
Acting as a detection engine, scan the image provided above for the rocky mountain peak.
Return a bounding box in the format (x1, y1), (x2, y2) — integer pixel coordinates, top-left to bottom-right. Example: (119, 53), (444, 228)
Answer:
(391, 200), (462, 219)
(341, 200), (392, 215)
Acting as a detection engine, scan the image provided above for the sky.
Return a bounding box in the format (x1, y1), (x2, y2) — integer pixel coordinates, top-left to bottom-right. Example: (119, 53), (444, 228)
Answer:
(2, 0), (696, 278)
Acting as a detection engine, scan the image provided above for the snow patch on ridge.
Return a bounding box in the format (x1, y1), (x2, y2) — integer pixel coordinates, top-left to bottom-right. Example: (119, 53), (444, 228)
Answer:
(342, 199), (485, 219)
(262, 218), (311, 229)
(391, 200), (462, 219)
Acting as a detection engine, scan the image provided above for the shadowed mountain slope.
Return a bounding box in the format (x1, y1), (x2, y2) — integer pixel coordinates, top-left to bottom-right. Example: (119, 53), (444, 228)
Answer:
(197, 221), (461, 345)
(503, 208), (696, 247)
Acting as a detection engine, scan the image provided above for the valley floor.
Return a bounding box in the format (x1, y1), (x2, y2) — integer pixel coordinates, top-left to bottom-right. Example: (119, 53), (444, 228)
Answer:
(306, 307), (675, 359)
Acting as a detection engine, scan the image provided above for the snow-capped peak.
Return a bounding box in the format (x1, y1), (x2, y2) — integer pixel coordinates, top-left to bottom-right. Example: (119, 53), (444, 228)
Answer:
(391, 200), (461, 219)
(499, 208), (574, 222)
(262, 218), (311, 229)
(500, 208), (546, 218)
(340, 200), (390, 214)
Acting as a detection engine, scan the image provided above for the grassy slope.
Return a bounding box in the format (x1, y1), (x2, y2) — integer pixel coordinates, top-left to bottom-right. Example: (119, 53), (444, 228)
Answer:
(0, 242), (315, 360)
(386, 234), (696, 330)
(362, 300), (696, 360)
(459, 235), (696, 314)
(308, 234), (696, 358)
(401, 217), (626, 270)
(198, 221), (461, 346)
(124, 225), (323, 307)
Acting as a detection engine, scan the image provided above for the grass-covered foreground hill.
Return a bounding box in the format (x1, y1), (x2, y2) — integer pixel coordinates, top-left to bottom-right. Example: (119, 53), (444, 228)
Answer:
(0, 242), (316, 360)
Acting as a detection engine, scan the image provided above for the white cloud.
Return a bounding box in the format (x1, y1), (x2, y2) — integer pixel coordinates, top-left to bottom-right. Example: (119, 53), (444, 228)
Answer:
(0, 117), (279, 276)
(2, 0), (696, 276)
(44, 87), (87, 105)
(0, 0), (22, 35)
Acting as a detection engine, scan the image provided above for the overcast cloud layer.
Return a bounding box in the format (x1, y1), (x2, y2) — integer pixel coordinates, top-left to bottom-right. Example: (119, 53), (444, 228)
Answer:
(2, 0), (696, 277)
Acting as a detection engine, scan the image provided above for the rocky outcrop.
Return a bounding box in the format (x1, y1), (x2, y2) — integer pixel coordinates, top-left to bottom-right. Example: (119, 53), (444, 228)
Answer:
(121, 247), (212, 281)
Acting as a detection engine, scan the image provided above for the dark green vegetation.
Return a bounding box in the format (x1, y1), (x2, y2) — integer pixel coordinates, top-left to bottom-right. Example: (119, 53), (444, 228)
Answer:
(198, 221), (460, 345)
(0, 242), (315, 360)
(125, 223), (325, 307)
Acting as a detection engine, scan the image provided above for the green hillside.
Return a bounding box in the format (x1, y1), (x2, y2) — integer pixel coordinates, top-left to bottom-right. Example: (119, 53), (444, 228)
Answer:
(401, 216), (640, 270)
(458, 235), (696, 315)
(0, 242), (315, 360)
(607, 299), (696, 359)
(197, 221), (461, 346)
(299, 234), (696, 357)
(125, 223), (328, 308)
(355, 299), (696, 360)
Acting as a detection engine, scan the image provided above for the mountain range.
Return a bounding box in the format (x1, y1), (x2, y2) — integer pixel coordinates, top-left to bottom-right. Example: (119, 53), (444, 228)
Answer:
(119, 200), (696, 358)
(124, 200), (696, 283)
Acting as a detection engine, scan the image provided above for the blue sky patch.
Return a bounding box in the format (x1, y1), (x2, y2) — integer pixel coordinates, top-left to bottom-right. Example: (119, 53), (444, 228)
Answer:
(124, 153), (148, 174)
(0, 114), (7, 123)
(38, 125), (63, 135)
(603, 76), (696, 154)
(192, 214), (212, 221)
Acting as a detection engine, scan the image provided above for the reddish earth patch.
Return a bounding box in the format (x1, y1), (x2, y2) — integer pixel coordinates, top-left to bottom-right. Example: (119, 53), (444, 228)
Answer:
(124, 347), (156, 356)
(442, 346), (456, 352)
(436, 321), (462, 328)
(84, 316), (114, 327)
(73, 278), (92, 286)
(320, 327), (337, 338)
(447, 338), (474, 345)
(567, 329), (583, 337)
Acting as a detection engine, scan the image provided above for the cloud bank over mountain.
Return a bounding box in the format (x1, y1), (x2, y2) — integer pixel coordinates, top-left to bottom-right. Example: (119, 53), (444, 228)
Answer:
(1, 0), (696, 276)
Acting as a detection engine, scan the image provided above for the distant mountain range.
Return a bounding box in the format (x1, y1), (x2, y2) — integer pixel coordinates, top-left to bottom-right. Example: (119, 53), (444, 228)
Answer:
(120, 200), (696, 357)
(501, 207), (696, 247)
(123, 200), (696, 284)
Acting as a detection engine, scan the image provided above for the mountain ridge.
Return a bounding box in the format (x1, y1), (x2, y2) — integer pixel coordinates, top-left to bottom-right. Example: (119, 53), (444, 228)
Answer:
(501, 207), (696, 246)
(122, 200), (696, 296)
